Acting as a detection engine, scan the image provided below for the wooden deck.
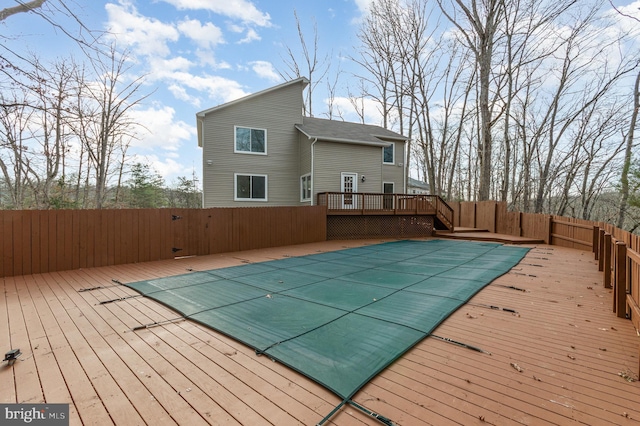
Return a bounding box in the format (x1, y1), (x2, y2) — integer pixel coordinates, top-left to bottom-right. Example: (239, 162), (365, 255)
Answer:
(1, 238), (639, 425)
(435, 228), (546, 245)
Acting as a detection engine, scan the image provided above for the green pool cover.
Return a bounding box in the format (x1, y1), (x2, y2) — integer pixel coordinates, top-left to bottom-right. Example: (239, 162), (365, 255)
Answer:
(125, 239), (529, 401)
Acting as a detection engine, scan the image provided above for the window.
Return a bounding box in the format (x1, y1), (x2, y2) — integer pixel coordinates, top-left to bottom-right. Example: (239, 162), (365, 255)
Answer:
(235, 126), (266, 154)
(235, 174), (267, 201)
(301, 174), (311, 201)
(383, 143), (394, 164)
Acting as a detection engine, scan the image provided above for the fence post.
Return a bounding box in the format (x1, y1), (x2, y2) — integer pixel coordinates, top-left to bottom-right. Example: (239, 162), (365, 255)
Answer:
(614, 242), (627, 318)
(547, 215), (553, 245)
(598, 229), (605, 271)
(603, 233), (612, 288)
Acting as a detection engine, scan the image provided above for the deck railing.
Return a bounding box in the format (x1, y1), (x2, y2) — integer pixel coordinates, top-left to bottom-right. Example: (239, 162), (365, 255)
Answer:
(316, 192), (454, 230)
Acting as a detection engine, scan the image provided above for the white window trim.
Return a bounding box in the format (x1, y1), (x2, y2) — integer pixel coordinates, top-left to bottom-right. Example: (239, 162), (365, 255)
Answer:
(234, 125), (268, 155)
(300, 173), (312, 202)
(234, 173), (268, 202)
(383, 182), (395, 193)
(383, 143), (395, 164)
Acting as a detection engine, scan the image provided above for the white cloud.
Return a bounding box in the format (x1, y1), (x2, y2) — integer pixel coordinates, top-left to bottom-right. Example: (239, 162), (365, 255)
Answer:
(250, 61), (281, 82)
(160, 0), (272, 27)
(238, 28), (261, 44)
(177, 19), (225, 49)
(129, 105), (194, 151)
(147, 56), (194, 77)
(105, 2), (179, 57)
(353, 0), (374, 15)
(169, 72), (249, 103)
(142, 154), (194, 179)
(168, 84), (202, 107)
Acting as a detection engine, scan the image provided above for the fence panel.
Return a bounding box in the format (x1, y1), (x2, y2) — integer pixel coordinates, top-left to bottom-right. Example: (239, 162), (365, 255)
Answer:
(550, 217), (593, 250)
(459, 202), (476, 228)
(496, 203), (521, 236)
(521, 213), (550, 243)
(475, 201), (497, 232)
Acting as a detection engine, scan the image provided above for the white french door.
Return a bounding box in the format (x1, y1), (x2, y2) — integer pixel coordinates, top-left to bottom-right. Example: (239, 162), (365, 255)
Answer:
(341, 172), (358, 209)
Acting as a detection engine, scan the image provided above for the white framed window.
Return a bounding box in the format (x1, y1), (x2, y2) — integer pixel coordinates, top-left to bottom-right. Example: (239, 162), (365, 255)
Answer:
(383, 143), (394, 164)
(301, 174), (312, 202)
(235, 126), (267, 154)
(234, 173), (267, 201)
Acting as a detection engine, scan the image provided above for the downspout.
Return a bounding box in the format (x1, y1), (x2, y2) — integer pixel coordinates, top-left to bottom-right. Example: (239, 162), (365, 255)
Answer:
(311, 137), (318, 205)
(403, 139), (408, 193)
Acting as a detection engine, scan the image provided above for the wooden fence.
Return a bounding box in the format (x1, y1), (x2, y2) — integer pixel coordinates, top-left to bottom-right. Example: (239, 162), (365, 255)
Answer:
(0, 206), (327, 278)
(449, 201), (595, 249)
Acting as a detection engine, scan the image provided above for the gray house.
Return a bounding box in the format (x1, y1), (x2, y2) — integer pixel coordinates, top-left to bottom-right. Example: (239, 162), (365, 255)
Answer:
(196, 77), (408, 207)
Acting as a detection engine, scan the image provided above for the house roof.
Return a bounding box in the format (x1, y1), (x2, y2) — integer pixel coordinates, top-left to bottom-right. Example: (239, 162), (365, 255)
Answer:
(195, 77), (310, 117)
(295, 116), (407, 147)
(408, 177), (430, 190)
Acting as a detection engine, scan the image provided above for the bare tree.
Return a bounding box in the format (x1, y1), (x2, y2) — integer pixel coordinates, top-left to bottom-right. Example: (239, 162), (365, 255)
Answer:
(0, 0), (46, 22)
(279, 9), (331, 117)
(72, 45), (149, 209)
(0, 93), (33, 208)
(617, 71), (640, 228)
(436, 0), (505, 201)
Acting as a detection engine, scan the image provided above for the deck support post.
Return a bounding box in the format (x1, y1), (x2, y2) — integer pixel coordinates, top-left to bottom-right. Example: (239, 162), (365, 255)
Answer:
(603, 233), (612, 289)
(598, 229), (605, 271)
(614, 242), (627, 318)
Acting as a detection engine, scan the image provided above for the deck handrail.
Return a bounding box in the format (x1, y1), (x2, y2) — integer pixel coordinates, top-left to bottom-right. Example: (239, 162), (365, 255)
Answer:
(316, 192), (454, 231)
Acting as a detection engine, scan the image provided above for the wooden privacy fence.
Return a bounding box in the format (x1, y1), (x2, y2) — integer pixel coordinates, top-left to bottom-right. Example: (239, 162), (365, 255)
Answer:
(0, 206), (327, 278)
(449, 201), (595, 249)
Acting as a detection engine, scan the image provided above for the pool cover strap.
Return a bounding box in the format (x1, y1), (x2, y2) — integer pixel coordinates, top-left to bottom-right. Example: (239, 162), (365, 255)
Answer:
(124, 239), (529, 410)
(316, 399), (394, 426)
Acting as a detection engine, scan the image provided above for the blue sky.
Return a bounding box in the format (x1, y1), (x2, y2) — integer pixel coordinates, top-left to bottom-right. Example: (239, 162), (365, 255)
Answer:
(3, 0), (640, 186)
(4, 0), (372, 185)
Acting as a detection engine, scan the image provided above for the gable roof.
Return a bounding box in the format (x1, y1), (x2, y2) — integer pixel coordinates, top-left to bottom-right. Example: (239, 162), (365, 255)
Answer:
(196, 77), (309, 117)
(295, 116), (407, 147)
(408, 177), (430, 190)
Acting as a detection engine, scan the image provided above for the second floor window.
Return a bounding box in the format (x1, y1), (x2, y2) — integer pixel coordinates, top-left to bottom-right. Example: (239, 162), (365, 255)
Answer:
(383, 143), (394, 164)
(235, 126), (266, 154)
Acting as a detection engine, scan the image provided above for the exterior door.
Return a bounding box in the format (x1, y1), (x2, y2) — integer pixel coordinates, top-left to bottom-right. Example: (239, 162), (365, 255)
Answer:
(341, 172), (358, 209)
(383, 182), (394, 210)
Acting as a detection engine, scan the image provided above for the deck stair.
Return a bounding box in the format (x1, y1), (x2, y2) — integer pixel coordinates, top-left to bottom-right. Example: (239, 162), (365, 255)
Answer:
(434, 227), (545, 244)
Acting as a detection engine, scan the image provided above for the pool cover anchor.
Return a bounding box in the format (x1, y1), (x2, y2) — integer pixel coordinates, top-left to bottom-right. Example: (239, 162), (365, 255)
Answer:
(79, 279), (125, 292)
(129, 316), (186, 332)
(97, 294), (142, 305)
(470, 302), (518, 314)
(431, 335), (492, 355)
(317, 399), (395, 426)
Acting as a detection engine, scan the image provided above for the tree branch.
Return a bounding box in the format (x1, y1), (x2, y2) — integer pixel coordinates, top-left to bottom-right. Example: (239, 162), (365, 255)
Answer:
(0, 0), (47, 22)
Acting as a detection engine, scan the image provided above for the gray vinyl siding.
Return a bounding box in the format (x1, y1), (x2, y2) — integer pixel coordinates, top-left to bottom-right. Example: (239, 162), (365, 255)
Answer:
(201, 83), (304, 207)
(298, 135), (312, 203)
(313, 141), (381, 201)
(299, 135), (311, 175)
(381, 140), (405, 193)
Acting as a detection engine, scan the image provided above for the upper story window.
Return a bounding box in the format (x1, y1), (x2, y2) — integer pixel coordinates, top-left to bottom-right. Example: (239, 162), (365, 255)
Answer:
(383, 143), (394, 164)
(235, 126), (267, 154)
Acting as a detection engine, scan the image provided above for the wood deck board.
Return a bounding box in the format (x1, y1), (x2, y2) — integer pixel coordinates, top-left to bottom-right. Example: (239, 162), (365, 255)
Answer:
(36, 273), (149, 426)
(1, 238), (639, 426)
